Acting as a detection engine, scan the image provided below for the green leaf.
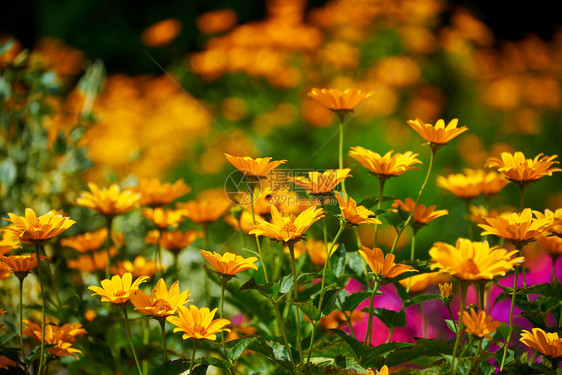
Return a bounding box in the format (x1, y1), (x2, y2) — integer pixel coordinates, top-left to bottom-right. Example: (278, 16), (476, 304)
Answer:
(279, 274), (294, 294)
(405, 294), (440, 308)
(347, 252), (366, 279)
(329, 328), (366, 358)
(196, 356), (231, 369)
(320, 288), (345, 317)
(153, 359), (191, 375)
(290, 302), (321, 321)
(240, 247), (261, 258)
(0, 332), (18, 345)
(227, 336), (258, 362)
(359, 195), (395, 209)
(192, 365), (209, 375)
(372, 308), (406, 328)
(296, 362), (359, 375)
(520, 283), (562, 300)
(239, 277), (279, 299)
(361, 342), (414, 368)
(496, 322), (511, 342)
(339, 291), (370, 312)
(445, 319), (458, 334)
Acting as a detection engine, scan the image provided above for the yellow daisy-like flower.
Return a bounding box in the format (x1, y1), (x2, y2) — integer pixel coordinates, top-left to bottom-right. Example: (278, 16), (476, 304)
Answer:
(436, 169), (486, 199)
(439, 282), (453, 298)
(24, 320), (86, 359)
(178, 199), (232, 224)
(88, 272), (149, 306)
(145, 229), (201, 252)
(485, 151), (561, 185)
(462, 308), (501, 340)
(289, 169), (352, 194)
(0, 253), (43, 279)
(0, 226), (21, 255)
(521, 328), (562, 358)
(200, 250), (258, 276)
(301, 239), (339, 266)
(142, 207), (186, 229)
(537, 234), (562, 256)
(535, 209), (562, 237)
(399, 272), (450, 293)
(478, 208), (553, 247)
(2, 208), (75, 245)
(224, 153), (286, 179)
(307, 88), (374, 115)
(429, 238), (524, 281)
(349, 146), (422, 179)
(406, 118), (468, 147)
(61, 228), (108, 253)
(249, 205), (325, 244)
(359, 246), (416, 279)
(481, 171), (510, 196)
(131, 178), (191, 207)
(77, 182), (140, 216)
(392, 198), (448, 227)
(167, 305), (230, 341)
(131, 278), (190, 318)
(366, 365), (389, 375)
(66, 248), (117, 273)
(111, 255), (162, 278)
(335, 191), (382, 226)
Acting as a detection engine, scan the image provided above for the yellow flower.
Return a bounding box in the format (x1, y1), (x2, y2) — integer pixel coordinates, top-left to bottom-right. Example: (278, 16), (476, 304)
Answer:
(366, 364), (389, 375)
(224, 211), (266, 234)
(224, 153), (286, 179)
(485, 151), (561, 185)
(349, 146), (422, 179)
(521, 328), (562, 358)
(307, 88), (374, 114)
(141, 18), (182, 47)
(462, 308), (501, 339)
(359, 246), (416, 279)
(167, 305), (230, 341)
(249, 205), (325, 243)
(66, 248), (117, 273)
(439, 282), (453, 298)
(436, 169), (486, 199)
(301, 239), (339, 266)
(142, 207), (186, 229)
(130, 178), (191, 207)
(2, 208), (75, 245)
(469, 205), (499, 225)
(23, 320), (86, 358)
(429, 238), (524, 281)
(88, 272), (149, 306)
(145, 229), (201, 252)
(0, 355), (16, 370)
(200, 250), (258, 276)
(178, 199), (231, 224)
(535, 209), (562, 236)
(335, 191), (381, 226)
(0, 253), (43, 279)
(76, 182), (140, 216)
(131, 278), (190, 318)
(111, 255), (162, 278)
(288, 169), (352, 194)
(392, 198), (448, 226)
(406, 118), (468, 147)
(399, 272), (450, 293)
(481, 171), (510, 196)
(478, 208), (552, 246)
(0, 262), (10, 280)
(537, 234), (562, 256)
(0, 226), (21, 255)
(61, 228), (108, 253)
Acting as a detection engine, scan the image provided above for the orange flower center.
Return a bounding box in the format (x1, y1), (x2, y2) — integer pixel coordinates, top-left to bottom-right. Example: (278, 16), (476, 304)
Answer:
(280, 222), (298, 239)
(193, 324), (207, 336)
(153, 299), (172, 314)
(115, 290), (127, 298)
(459, 259), (479, 275)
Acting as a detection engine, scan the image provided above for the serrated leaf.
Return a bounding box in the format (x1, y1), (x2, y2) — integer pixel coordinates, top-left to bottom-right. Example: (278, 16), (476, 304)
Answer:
(347, 252), (366, 279)
(228, 337), (258, 362)
(320, 288), (345, 317)
(196, 356), (231, 369)
(279, 274), (294, 294)
(239, 277), (279, 299)
(340, 291), (374, 312)
(405, 294), (440, 308)
(361, 342), (414, 367)
(153, 359), (191, 375)
(372, 308), (406, 328)
(0, 332), (18, 345)
(329, 329), (366, 358)
(192, 364), (209, 375)
(290, 302), (321, 321)
(521, 283), (562, 300)
(296, 362), (359, 375)
(445, 319), (458, 334)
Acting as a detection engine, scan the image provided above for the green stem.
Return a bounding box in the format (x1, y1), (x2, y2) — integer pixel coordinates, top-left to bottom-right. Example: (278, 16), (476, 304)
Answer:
(189, 340), (198, 375)
(18, 277), (28, 374)
(288, 243), (303, 364)
(250, 185), (269, 283)
(364, 280), (380, 345)
(159, 319), (168, 364)
(219, 277), (235, 373)
(446, 304), (458, 333)
(390, 147), (436, 254)
(343, 311), (356, 339)
(34, 243), (46, 375)
(271, 300), (296, 373)
(500, 267), (519, 371)
(471, 338), (483, 375)
(339, 121), (346, 191)
(105, 215), (114, 279)
(373, 178), (386, 247)
(450, 282), (468, 375)
(123, 306), (143, 375)
(202, 224), (210, 250)
(353, 226), (371, 289)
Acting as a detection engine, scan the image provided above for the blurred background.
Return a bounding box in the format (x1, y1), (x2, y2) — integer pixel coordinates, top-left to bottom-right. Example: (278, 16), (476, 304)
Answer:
(2, 0), (562, 258)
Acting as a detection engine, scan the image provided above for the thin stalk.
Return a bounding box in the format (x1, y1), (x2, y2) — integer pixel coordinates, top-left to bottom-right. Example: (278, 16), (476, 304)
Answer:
(390, 147), (436, 254)
(446, 304), (458, 332)
(34, 243), (46, 375)
(353, 226), (371, 289)
(288, 243), (303, 364)
(105, 215), (114, 279)
(450, 282), (468, 375)
(219, 277), (235, 373)
(307, 224), (345, 362)
(338, 121), (346, 191)
(364, 280), (380, 345)
(386, 326), (396, 343)
(471, 338), (483, 375)
(123, 306), (143, 375)
(373, 178), (386, 247)
(271, 300), (296, 372)
(478, 282), (486, 312)
(18, 277), (28, 374)
(343, 311), (356, 339)
(189, 340), (198, 374)
(500, 267), (519, 371)
(407, 231), (418, 293)
(202, 224), (210, 250)
(159, 319), (168, 363)
(250, 185), (269, 282)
